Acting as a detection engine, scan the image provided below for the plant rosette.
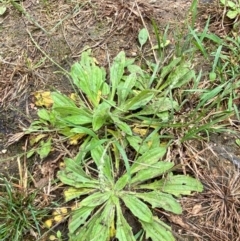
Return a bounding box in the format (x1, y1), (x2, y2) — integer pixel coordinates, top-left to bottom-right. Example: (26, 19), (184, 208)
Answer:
(220, 0), (240, 19)
(27, 49), (194, 155)
(57, 140), (203, 241)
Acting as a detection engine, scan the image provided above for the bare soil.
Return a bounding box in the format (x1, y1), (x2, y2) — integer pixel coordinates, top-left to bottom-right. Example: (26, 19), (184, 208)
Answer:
(0, 0), (240, 240)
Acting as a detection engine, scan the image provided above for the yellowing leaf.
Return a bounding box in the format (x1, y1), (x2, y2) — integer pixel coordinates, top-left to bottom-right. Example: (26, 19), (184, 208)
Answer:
(54, 214), (64, 223)
(29, 134), (47, 146)
(59, 161), (65, 169)
(97, 90), (102, 104)
(93, 57), (99, 64)
(60, 207), (68, 214)
(132, 125), (148, 136)
(69, 93), (79, 102)
(49, 235), (57, 240)
(33, 91), (53, 108)
(69, 133), (86, 145)
(53, 208), (68, 223)
(71, 202), (81, 210)
(44, 219), (53, 228)
(110, 219), (116, 238)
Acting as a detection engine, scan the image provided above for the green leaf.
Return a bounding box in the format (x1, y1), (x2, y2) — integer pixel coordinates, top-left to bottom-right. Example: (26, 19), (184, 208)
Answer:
(157, 57), (182, 89)
(135, 191), (182, 214)
(63, 114), (92, 125)
(227, 10), (238, 19)
(72, 200), (115, 241)
(137, 97), (179, 115)
(70, 207), (109, 241)
(227, 1), (237, 8)
(89, 201), (115, 240)
(140, 216), (175, 241)
(130, 161), (174, 185)
(115, 174), (130, 191)
(36, 138), (51, 159)
(116, 199), (135, 241)
(0, 6), (7, 15)
(138, 28), (149, 48)
(160, 62), (193, 90)
(92, 102), (111, 131)
(69, 206), (95, 235)
(127, 135), (146, 154)
(111, 116), (132, 135)
(57, 158), (98, 188)
(70, 50), (106, 107)
(81, 191), (111, 207)
(209, 72), (217, 81)
(123, 90), (154, 111)
(139, 173), (203, 197)
(110, 51), (126, 101)
(130, 147), (167, 174)
(51, 92), (76, 108)
(64, 187), (95, 202)
(127, 132), (160, 154)
(53, 106), (88, 116)
(198, 82), (227, 108)
(236, 139), (240, 146)
(121, 193), (152, 222)
(117, 73), (137, 104)
(37, 109), (50, 121)
(70, 126), (97, 138)
(90, 138), (113, 183)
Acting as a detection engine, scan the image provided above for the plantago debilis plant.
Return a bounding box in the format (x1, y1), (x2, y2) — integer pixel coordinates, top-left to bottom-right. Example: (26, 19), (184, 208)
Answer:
(57, 140), (203, 241)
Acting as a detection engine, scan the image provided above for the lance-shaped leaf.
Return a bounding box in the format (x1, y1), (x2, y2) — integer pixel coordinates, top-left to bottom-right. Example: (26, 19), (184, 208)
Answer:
(110, 51), (126, 101)
(121, 193), (152, 223)
(70, 209), (103, 241)
(71, 200), (115, 241)
(137, 97), (179, 115)
(140, 216), (175, 241)
(58, 170), (98, 189)
(135, 191), (182, 214)
(51, 91), (77, 108)
(115, 198), (135, 241)
(138, 28), (149, 48)
(117, 73), (137, 105)
(37, 109), (51, 121)
(70, 126), (97, 138)
(70, 50), (106, 107)
(92, 101), (111, 131)
(64, 187), (95, 202)
(111, 115), (132, 136)
(69, 206), (95, 234)
(57, 158), (99, 188)
(159, 61), (193, 91)
(62, 108), (93, 125)
(130, 161), (174, 185)
(53, 106), (90, 116)
(115, 173), (130, 191)
(90, 138), (113, 183)
(122, 90), (154, 111)
(139, 173), (203, 197)
(81, 191), (111, 207)
(130, 147), (167, 174)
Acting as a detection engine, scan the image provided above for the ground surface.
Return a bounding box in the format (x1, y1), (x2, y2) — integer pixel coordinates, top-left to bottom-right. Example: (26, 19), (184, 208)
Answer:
(0, 0), (240, 240)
